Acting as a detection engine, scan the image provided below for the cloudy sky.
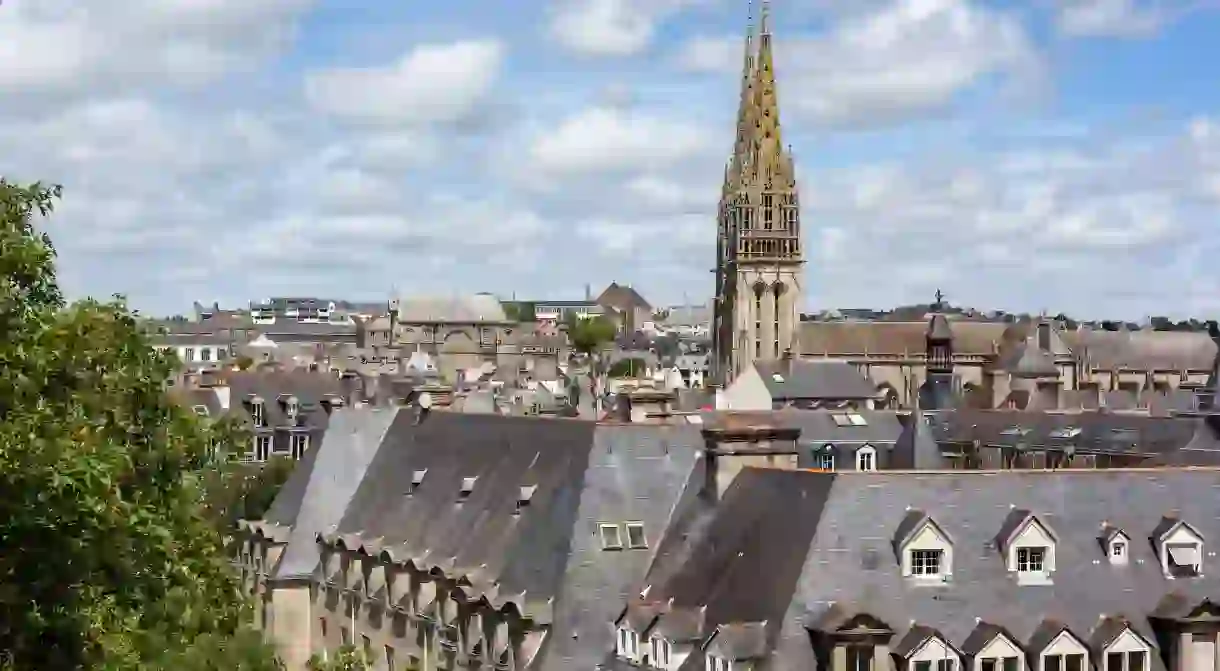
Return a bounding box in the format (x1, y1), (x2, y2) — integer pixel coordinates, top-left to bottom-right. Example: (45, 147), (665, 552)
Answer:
(1, 0), (1219, 318)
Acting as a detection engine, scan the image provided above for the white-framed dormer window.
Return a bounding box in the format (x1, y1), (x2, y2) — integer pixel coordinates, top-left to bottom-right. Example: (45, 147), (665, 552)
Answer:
(291, 434), (309, 460)
(705, 654), (734, 671)
(616, 626), (640, 660)
(976, 630), (1023, 671)
(1004, 514), (1056, 584)
(899, 513), (954, 581)
(856, 445), (877, 471)
(909, 632), (961, 671)
(626, 522), (648, 549)
(816, 446), (835, 471)
(600, 523), (624, 550)
(651, 636), (671, 669)
(1157, 520), (1204, 578)
(285, 398), (298, 421)
(250, 435), (271, 462)
(1103, 627), (1149, 671)
(250, 400), (265, 427)
(911, 549), (943, 577)
(1040, 630), (1087, 671)
(1110, 540), (1127, 563)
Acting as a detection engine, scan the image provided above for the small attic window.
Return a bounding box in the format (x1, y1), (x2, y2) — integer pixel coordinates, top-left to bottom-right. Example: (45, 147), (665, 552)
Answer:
(1049, 427), (1082, 439)
(771, 373), (784, 383)
(516, 485), (537, 514)
(1000, 426), (1029, 437)
(192, 405), (209, 417)
(832, 413), (867, 427)
(250, 398), (265, 427)
(458, 476), (478, 502)
(406, 469), (427, 496)
(625, 522), (647, 549)
(599, 523), (623, 550)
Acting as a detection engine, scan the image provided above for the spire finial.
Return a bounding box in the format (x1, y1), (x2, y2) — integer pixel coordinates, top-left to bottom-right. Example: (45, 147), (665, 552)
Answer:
(760, 0), (771, 34)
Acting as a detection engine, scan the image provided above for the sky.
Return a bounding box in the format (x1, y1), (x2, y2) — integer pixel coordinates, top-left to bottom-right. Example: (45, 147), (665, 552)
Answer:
(1, 0), (1219, 319)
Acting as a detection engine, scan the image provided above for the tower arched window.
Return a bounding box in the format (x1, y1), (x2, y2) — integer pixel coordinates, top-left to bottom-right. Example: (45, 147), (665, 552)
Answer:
(762, 193), (774, 230)
(753, 282), (765, 359)
(773, 282), (785, 357)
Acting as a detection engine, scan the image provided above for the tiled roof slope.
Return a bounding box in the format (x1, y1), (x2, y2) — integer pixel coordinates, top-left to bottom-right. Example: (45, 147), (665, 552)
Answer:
(271, 406), (397, 579)
(630, 468), (1220, 669)
(262, 408), (706, 666)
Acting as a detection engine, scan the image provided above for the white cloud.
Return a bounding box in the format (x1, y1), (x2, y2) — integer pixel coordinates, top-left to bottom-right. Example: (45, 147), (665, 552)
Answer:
(526, 107), (712, 176)
(304, 40), (505, 126)
(549, 0), (698, 56)
(678, 0), (1042, 128)
(0, 0), (313, 93)
(1054, 0), (1204, 37)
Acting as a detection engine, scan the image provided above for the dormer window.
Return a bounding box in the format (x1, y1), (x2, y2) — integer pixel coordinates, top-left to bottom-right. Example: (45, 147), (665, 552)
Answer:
(832, 413), (868, 427)
(250, 398), (265, 427)
(856, 445), (877, 472)
(406, 469), (427, 496)
(516, 485), (537, 514)
(1038, 629), (1087, 671)
(285, 397), (299, 420)
(650, 636), (671, 669)
(458, 477), (477, 502)
(616, 626), (640, 661)
(705, 654), (734, 671)
(895, 511), (953, 581)
(599, 523), (623, 550)
(1154, 517), (1204, 578)
(626, 522), (647, 549)
(996, 510), (1056, 584)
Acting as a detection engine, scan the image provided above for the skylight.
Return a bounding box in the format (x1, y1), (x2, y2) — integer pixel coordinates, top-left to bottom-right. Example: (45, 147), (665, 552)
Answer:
(1000, 426), (1030, 437)
(832, 413), (868, 427)
(1049, 427), (1083, 439)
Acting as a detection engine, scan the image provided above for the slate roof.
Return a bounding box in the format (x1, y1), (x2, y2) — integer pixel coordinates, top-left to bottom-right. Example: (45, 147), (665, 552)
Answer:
(598, 282), (652, 312)
(1063, 329), (1216, 371)
(271, 406), (397, 579)
(393, 295), (509, 323)
(627, 468), (1220, 669)
(924, 409), (1216, 458)
(754, 360), (878, 401)
(257, 408), (707, 668)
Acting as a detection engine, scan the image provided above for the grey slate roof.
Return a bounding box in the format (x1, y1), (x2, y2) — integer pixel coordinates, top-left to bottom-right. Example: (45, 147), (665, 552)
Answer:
(271, 406), (397, 579)
(629, 468), (1220, 670)
(755, 360), (878, 401)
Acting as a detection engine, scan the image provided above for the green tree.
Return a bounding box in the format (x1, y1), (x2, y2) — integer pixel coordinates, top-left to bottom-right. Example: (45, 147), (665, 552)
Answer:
(307, 645), (369, 671)
(502, 301), (536, 322)
(200, 456), (297, 533)
(0, 180), (280, 669)
(564, 314), (617, 356)
(608, 358), (647, 378)
(236, 355), (255, 371)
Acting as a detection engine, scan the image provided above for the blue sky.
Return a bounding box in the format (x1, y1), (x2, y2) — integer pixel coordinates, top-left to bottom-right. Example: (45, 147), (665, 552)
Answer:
(1, 0), (1219, 319)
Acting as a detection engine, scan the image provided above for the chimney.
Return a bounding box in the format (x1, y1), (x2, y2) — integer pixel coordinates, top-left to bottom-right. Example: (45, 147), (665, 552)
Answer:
(781, 347), (794, 375)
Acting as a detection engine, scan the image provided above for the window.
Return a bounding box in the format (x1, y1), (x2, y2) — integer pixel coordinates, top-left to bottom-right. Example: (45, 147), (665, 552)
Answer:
(1111, 541), (1125, 558)
(271, 435), (291, 457)
(251, 401), (265, 427)
(459, 477), (478, 502)
(847, 646), (874, 671)
(1107, 651), (1146, 671)
(184, 347), (195, 361)
(1044, 654), (1084, 671)
(651, 637), (671, 668)
(856, 446), (877, 472)
(914, 662), (955, 671)
(201, 348), (212, 362)
(286, 399), (298, 420)
(600, 523), (623, 550)
(616, 627), (639, 659)
(705, 655), (733, 671)
(1166, 542), (1202, 577)
(626, 523), (647, 549)
(319, 618), (328, 640)
(911, 549), (943, 577)
(250, 435), (271, 462)
(817, 451), (835, 471)
(1017, 547), (1046, 573)
(291, 434), (310, 460)
(982, 657), (1020, 671)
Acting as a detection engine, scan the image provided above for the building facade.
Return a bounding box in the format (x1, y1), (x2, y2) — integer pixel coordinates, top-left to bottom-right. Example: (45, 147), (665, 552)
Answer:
(712, 1), (805, 387)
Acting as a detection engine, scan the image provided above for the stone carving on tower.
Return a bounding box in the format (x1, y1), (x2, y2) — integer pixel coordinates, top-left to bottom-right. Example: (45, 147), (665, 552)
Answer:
(712, 0), (805, 385)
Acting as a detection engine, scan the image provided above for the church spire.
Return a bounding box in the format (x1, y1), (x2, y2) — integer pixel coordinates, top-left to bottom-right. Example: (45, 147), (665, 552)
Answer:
(750, 0), (787, 182)
(728, 0), (758, 189)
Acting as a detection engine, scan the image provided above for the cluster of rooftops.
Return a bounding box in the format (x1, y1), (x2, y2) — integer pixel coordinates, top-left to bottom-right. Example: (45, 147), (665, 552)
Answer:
(240, 406), (1220, 671)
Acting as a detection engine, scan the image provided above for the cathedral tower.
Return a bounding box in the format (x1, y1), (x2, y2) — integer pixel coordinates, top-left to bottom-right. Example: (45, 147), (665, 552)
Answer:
(712, 0), (804, 385)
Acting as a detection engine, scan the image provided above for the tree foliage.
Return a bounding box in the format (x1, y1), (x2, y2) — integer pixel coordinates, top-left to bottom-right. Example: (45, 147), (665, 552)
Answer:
(0, 179), (280, 669)
(607, 358), (648, 378)
(307, 646), (369, 671)
(200, 456), (298, 533)
(564, 314), (617, 355)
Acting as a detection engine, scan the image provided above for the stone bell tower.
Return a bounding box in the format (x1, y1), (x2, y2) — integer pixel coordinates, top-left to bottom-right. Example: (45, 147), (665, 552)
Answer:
(712, 0), (805, 385)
